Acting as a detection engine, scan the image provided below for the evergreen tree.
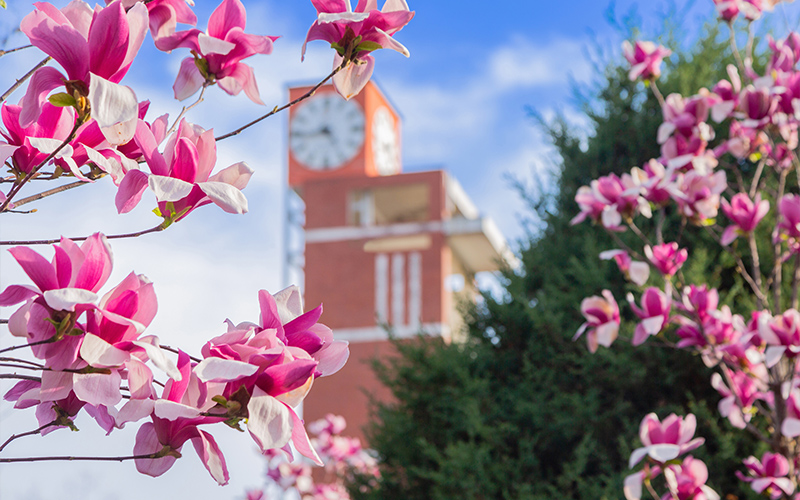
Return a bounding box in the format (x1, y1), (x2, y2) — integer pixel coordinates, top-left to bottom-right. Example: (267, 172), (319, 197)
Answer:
(352, 23), (766, 500)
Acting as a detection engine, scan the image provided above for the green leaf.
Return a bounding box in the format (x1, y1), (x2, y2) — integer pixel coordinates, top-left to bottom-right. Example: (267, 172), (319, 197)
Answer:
(48, 93), (77, 108)
(0, 0), (7, 9)
(355, 41), (383, 53)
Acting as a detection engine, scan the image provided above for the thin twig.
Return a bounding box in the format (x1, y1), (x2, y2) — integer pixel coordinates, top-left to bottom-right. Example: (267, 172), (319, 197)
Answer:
(774, 169), (789, 314)
(159, 345), (201, 364)
(1, 122), (80, 212)
(794, 253), (800, 310)
(704, 226), (769, 305)
(0, 452), (166, 463)
(0, 357), (44, 368)
(215, 62), (347, 141)
(0, 374), (41, 382)
(627, 220), (653, 247)
(728, 27), (746, 76)
(649, 80), (666, 109)
(11, 174), (105, 209)
(748, 231), (764, 310)
(0, 339), (54, 355)
(167, 84), (209, 137)
(0, 56), (51, 105)
(0, 421), (57, 453)
(0, 45), (33, 58)
(749, 157), (767, 200)
(0, 221), (169, 246)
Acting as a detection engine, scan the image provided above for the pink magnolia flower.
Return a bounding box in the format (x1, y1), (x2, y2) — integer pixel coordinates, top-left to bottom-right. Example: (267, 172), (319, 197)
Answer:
(574, 290), (620, 353)
(662, 456), (718, 500)
(19, 0), (147, 143)
(138, 0), (197, 42)
(720, 193), (770, 245)
(710, 368), (762, 429)
(599, 249), (650, 286)
(669, 169), (727, 222)
(628, 287), (672, 346)
(622, 40), (671, 81)
(134, 350), (229, 484)
(303, 0), (415, 99)
(629, 413), (704, 468)
(645, 242), (688, 277)
(710, 65), (742, 122)
(778, 194), (800, 250)
(737, 453), (795, 499)
(658, 93), (710, 145)
(156, 0), (277, 104)
(118, 118), (253, 219)
(570, 173), (649, 231)
(768, 33), (800, 74)
(738, 84), (778, 128)
(681, 285), (719, 323)
(629, 159), (674, 206)
(759, 309), (800, 365)
(0, 234), (115, 369)
(0, 102), (75, 175)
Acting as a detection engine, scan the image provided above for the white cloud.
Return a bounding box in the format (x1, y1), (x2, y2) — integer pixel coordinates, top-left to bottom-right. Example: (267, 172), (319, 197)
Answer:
(489, 37), (591, 90)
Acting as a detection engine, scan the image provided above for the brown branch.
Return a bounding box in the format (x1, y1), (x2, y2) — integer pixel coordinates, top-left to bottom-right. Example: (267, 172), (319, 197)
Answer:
(774, 169), (789, 314)
(0, 56), (51, 105)
(0, 421), (57, 453)
(0, 221), (169, 246)
(704, 226), (769, 305)
(0, 374), (41, 382)
(1, 121), (80, 212)
(0, 45), (33, 58)
(215, 62), (347, 141)
(11, 174), (106, 209)
(0, 339), (55, 355)
(0, 452), (167, 463)
(159, 345), (202, 364)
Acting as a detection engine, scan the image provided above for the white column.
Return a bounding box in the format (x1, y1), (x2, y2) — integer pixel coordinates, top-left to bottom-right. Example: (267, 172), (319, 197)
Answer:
(408, 252), (421, 328)
(391, 253), (405, 327)
(375, 253), (389, 323)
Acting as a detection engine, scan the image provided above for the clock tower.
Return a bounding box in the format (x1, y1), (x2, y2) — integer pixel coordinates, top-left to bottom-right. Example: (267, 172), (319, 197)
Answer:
(287, 81), (514, 443)
(288, 82), (401, 188)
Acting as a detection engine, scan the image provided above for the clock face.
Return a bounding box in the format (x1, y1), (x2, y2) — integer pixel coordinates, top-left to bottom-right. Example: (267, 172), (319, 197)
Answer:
(371, 106), (400, 176)
(289, 93), (366, 170)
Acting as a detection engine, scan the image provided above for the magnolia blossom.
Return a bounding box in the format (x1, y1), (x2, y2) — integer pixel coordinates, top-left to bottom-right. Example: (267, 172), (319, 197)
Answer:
(599, 249), (650, 286)
(19, 0), (147, 143)
(645, 242), (688, 277)
(736, 453), (795, 499)
(303, 0), (415, 99)
(628, 287), (671, 346)
(759, 309), (800, 365)
(629, 413), (704, 468)
(710, 368), (762, 429)
(662, 456), (719, 500)
(571, 173), (650, 231)
(622, 40), (671, 81)
(157, 0), (278, 104)
(777, 194), (800, 250)
(720, 193), (769, 245)
(575, 290), (620, 353)
(117, 118), (253, 219)
(669, 169), (727, 222)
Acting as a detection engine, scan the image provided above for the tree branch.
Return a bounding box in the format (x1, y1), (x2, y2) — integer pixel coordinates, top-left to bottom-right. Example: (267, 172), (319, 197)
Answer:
(0, 45), (33, 58)
(1, 121), (80, 212)
(0, 221), (169, 246)
(0, 421), (57, 453)
(0, 56), (51, 105)
(10, 174), (106, 209)
(215, 62), (346, 141)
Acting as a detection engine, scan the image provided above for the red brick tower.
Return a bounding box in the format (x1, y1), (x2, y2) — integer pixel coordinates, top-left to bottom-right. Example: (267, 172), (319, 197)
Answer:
(287, 82), (513, 443)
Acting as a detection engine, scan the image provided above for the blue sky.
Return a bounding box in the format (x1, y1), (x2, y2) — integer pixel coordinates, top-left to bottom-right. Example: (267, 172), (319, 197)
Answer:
(3, 0), (800, 499)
